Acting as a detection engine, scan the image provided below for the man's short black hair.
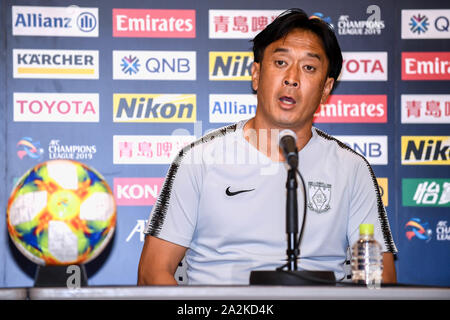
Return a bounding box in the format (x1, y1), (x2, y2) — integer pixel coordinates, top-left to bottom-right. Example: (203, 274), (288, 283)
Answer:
(252, 8), (343, 82)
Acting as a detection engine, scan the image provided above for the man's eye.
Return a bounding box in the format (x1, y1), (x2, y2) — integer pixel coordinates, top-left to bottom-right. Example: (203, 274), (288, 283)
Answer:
(275, 60), (286, 66)
(304, 65), (316, 72)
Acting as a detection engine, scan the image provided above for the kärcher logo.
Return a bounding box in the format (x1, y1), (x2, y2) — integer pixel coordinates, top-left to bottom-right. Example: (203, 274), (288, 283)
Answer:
(13, 49), (99, 79)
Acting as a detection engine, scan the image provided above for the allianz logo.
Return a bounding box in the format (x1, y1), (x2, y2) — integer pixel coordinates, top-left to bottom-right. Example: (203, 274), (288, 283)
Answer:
(14, 11), (96, 32)
(211, 99), (256, 115)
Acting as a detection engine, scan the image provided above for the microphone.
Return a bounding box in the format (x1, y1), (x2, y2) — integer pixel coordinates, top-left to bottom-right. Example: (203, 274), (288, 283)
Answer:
(250, 128), (336, 286)
(279, 129), (298, 169)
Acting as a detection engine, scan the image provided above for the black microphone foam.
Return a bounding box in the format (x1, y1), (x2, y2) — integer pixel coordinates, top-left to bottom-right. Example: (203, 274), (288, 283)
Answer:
(279, 129), (298, 168)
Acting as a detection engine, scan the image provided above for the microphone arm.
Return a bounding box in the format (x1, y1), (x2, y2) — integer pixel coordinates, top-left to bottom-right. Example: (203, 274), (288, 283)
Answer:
(278, 129), (302, 271)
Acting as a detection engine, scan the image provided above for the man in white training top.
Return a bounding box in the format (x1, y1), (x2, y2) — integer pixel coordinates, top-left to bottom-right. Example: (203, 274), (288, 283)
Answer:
(138, 8), (397, 285)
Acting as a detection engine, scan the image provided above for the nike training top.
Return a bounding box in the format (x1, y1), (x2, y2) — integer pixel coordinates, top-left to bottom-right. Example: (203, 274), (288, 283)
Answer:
(145, 119), (397, 284)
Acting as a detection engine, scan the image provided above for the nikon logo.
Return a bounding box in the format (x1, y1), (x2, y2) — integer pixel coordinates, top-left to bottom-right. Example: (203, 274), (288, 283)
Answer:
(113, 94), (196, 122)
(401, 136), (450, 165)
(209, 51), (253, 80)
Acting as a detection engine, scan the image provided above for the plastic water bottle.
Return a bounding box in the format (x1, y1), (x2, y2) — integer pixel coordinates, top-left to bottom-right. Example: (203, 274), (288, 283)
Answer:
(351, 224), (383, 288)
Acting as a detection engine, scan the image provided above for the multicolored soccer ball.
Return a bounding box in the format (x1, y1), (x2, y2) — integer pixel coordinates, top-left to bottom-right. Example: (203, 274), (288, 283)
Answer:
(7, 160), (116, 266)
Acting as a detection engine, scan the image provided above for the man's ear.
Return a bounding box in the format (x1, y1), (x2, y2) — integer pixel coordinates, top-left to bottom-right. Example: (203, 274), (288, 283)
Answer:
(320, 77), (335, 104)
(251, 62), (260, 92)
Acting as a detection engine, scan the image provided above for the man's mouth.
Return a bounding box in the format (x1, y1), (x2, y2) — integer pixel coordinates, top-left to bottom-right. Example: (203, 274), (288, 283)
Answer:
(279, 96), (296, 105)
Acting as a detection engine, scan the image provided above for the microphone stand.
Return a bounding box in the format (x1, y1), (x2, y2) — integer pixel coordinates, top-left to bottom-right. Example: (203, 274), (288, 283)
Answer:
(286, 167), (299, 271)
(249, 160), (336, 286)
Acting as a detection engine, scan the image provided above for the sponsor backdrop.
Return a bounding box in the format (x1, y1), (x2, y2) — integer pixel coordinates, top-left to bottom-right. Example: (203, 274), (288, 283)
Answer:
(0, 0), (448, 287)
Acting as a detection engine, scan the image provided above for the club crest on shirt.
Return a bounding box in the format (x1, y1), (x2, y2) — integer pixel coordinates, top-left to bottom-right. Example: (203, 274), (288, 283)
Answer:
(307, 181), (331, 213)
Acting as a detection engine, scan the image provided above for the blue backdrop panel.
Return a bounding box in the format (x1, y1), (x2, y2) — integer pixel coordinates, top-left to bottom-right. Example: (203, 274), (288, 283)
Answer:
(1, 0), (449, 287)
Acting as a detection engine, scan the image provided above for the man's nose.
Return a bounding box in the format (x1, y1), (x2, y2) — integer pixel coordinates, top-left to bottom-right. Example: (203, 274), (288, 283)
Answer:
(283, 68), (299, 87)
(283, 79), (298, 87)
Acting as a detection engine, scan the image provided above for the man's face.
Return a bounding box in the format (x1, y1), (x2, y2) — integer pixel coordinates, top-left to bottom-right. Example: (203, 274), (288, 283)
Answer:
(251, 28), (335, 131)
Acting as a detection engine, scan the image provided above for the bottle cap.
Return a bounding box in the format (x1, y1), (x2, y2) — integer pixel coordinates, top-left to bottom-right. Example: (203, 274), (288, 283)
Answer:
(359, 224), (374, 235)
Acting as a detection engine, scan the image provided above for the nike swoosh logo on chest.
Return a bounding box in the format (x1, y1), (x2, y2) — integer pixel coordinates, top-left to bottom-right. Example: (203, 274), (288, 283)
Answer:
(225, 186), (255, 196)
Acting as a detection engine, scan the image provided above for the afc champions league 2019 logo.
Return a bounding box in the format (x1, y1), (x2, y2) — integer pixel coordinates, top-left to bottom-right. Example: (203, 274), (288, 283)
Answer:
(17, 137), (44, 160)
(405, 218), (433, 242)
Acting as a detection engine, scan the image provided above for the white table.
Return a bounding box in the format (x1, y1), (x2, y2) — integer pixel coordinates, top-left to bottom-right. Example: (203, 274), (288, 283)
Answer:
(24, 285), (450, 300)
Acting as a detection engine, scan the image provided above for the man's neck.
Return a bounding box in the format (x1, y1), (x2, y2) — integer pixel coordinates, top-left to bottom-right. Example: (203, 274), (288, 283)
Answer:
(243, 118), (313, 162)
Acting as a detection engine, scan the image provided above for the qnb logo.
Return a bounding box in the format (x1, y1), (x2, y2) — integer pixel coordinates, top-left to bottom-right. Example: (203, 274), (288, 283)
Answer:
(334, 135), (388, 165)
(77, 12), (97, 32)
(121, 55), (140, 75)
(145, 57), (191, 74)
(113, 50), (196, 80)
(402, 10), (450, 39)
(409, 14), (429, 34)
(17, 137), (44, 160)
(405, 218), (432, 242)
